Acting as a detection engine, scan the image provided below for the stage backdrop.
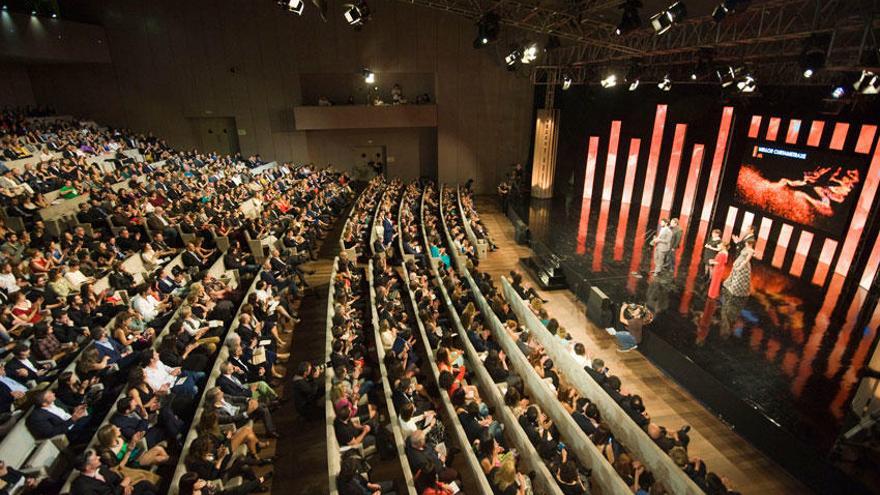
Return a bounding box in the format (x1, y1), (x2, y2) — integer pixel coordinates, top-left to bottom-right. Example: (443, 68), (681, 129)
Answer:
(539, 84), (880, 291)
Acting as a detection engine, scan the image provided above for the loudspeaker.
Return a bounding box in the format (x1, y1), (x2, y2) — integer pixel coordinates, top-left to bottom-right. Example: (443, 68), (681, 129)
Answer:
(514, 219), (530, 245)
(586, 286), (613, 328)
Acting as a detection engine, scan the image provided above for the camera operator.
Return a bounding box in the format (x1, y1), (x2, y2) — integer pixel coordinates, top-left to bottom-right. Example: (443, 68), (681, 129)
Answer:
(605, 303), (654, 352)
(290, 361), (325, 420)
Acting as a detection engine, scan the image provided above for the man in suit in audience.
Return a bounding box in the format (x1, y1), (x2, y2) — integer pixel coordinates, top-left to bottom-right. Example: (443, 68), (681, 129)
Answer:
(405, 429), (458, 484)
(146, 207), (179, 244)
(109, 396), (167, 449)
(204, 387), (279, 439)
(216, 361), (277, 403)
(26, 390), (90, 442)
(5, 344), (55, 384)
(71, 449), (157, 495)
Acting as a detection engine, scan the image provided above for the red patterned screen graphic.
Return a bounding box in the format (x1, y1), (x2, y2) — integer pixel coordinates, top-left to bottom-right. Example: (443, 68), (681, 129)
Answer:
(734, 142), (869, 237)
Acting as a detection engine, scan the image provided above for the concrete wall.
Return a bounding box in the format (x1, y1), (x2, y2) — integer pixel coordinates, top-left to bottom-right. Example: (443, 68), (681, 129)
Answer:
(22, 0), (533, 193)
(0, 11), (110, 63)
(0, 64), (35, 106)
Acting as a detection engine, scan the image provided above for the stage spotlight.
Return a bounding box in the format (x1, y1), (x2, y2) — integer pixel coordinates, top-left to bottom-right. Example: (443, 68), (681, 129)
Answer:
(737, 74), (756, 93)
(658, 75), (672, 91)
(50, 12), (57, 18)
(521, 43), (539, 64)
(854, 70), (880, 95)
(628, 79), (640, 91)
(716, 66), (739, 88)
(344, 2), (369, 26)
(650, 1), (686, 36)
(474, 13), (500, 48)
(505, 48), (522, 70)
(600, 74), (618, 88)
(712, 0), (750, 23)
(799, 34), (830, 79)
(287, 0), (305, 14)
(831, 86), (846, 99)
(361, 68), (375, 84)
(615, 0), (642, 36)
(30, 9), (36, 15)
(562, 74), (572, 90)
(1, 5), (7, 11)
(690, 72), (697, 80)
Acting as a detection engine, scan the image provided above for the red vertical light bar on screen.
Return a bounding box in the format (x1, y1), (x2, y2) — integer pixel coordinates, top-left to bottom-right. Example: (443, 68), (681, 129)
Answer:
(639, 105), (668, 208)
(615, 139), (641, 260)
(576, 200), (592, 255)
(826, 289), (870, 379)
(748, 116), (762, 138)
(582, 137), (600, 199)
(593, 202), (610, 272)
(830, 122), (850, 150)
(835, 140), (880, 276)
(721, 206), (738, 242)
(660, 124), (687, 214)
(812, 239), (838, 286)
(855, 124), (878, 154)
(754, 217), (773, 260)
(807, 120), (825, 147)
(785, 119), (802, 144)
(793, 273), (845, 396)
(601, 121), (622, 201)
(766, 117), (781, 141)
(789, 231), (814, 277)
(859, 233), (880, 289)
(678, 144), (705, 224)
(772, 223), (794, 268)
(739, 211), (755, 238)
(699, 107), (734, 222)
(679, 221), (709, 314)
(627, 207), (650, 293)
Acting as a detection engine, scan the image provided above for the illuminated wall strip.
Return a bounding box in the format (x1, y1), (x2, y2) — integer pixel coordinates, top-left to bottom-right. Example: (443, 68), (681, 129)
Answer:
(835, 139), (880, 276)
(739, 211), (755, 238)
(859, 231), (880, 289)
(601, 121), (622, 202)
(678, 144), (705, 224)
(772, 223), (794, 268)
(615, 139), (642, 261)
(812, 238), (839, 286)
(593, 201), (610, 271)
(660, 124), (688, 214)
(699, 107), (734, 222)
(721, 206), (739, 242)
(789, 231), (814, 277)
(830, 122), (850, 150)
(639, 104), (668, 208)
(785, 119), (802, 144)
(766, 117), (781, 141)
(754, 217), (773, 260)
(748, 115), (762, 138)
(854, 124), (878, 154)
(582, 137), (600, 199)
(807, 120), (825, 147)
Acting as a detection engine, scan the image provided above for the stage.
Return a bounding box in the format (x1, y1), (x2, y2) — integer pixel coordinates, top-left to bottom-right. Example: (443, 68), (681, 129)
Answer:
(512, 192), (880, 492)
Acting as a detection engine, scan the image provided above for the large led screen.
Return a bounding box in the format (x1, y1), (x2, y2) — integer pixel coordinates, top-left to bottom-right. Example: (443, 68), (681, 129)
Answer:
(734, 143), (867, 237)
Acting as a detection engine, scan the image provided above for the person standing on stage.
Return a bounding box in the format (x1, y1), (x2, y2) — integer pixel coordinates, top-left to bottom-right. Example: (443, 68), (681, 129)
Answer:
(720, 239), (754, 337)
(707, 242), (728, 300)
(731, 225), (756, 256)
(665, 218), (683, 271)
(702, 229), (722, 279)
(651, 219), (672, 276)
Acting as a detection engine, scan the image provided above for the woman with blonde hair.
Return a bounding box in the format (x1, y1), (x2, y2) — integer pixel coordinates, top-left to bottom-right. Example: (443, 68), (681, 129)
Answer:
(492, 455), (526, 495)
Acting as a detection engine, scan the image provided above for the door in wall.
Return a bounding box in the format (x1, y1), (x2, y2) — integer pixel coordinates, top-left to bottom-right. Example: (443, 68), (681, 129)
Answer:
(352, 146), (386, 181)
(190, 117), (240, 156)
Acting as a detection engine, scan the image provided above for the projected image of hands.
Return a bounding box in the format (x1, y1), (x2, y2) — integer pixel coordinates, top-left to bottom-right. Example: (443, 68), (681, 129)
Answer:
(734, 144), (866, 236)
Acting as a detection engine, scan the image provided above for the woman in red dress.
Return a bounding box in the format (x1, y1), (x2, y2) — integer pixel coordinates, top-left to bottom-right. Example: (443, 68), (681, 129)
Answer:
(708, 242), (729, 300)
